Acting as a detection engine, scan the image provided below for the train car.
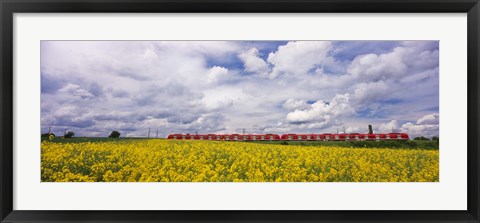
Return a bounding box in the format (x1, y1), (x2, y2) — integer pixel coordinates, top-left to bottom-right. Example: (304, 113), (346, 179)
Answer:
(349, 133), (363, 141)
(364, 134), (380, 141)
(236, 134), (280, 141)
(300, 134), (324, 141)
(361, 133), (409, 141)
(167, 134), (182, 139)
(280, 133), (300, 141)
(266, 134), (282, 141)
(323, 133), (334, 141)
(281, 134), (297, 141)
(281, 133), (320, 141)
(386, 133), (409, 140)
(282, 133), (334, 141)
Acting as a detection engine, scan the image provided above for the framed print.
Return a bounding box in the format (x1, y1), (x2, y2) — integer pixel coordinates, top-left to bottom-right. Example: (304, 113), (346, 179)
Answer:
(1, 0), (479, 222)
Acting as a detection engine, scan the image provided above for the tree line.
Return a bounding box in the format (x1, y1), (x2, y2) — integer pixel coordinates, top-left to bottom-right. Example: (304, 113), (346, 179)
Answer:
(41, 130), (122, 139)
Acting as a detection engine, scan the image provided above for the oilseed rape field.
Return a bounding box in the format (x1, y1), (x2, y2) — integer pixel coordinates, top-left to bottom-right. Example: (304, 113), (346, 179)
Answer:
(41, 139), (439, 182)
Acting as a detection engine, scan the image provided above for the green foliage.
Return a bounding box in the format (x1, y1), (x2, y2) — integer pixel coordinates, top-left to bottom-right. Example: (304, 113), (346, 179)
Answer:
(64, 131), (75, 138)
(431, 136), (439, 141)
(109, 131), (121, 138)
(41, 133), (55, 138)
(348, 140), (438, 150)
(41, 137), (148, 143)
(414, 136), (430, 141)
(251, 140), (439, 150)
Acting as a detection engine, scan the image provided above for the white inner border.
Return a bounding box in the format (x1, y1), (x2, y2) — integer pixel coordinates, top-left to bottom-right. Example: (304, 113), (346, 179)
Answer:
(13, 13), (467, 210)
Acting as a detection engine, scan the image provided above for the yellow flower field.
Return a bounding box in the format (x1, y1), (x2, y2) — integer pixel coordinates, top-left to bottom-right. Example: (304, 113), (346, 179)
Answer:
(41, 140), (439, 182)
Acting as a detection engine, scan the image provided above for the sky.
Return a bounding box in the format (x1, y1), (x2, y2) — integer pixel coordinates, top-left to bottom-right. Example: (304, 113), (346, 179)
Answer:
(41, 41), (439, 138)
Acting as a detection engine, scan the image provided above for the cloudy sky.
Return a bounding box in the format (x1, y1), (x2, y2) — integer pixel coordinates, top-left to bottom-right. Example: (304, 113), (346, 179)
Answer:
(41, 41), (439, 138)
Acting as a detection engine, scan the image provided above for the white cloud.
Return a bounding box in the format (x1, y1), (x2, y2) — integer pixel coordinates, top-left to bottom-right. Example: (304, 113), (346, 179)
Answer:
(282, 99), (310, 110)
(346, 126), (361, 133)
(351, 81), (389, 105)
(378, 120), (399, 133)
(267, 41), (332, 77)
(401, 122), (439, 138)
(286, 94), (354, 129)
(58, 84), (94, 99)
(393, 113), (440, 137)
(347, 47), (407, 81)
(155, 41), (240, 57)
(377, 113), (439, 138)
(416, 113), (439, 125)
(238, 48), (269, 76)
(401, 67), (439, 84)
(207, 66), (229, 83)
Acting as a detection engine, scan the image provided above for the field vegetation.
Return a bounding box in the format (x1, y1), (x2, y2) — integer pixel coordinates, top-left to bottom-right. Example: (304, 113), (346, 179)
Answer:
(41, 139), (439, 182)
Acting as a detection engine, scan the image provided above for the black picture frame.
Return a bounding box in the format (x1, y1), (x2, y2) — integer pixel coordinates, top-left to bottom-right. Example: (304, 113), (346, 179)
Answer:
(1, 0), (479, 222)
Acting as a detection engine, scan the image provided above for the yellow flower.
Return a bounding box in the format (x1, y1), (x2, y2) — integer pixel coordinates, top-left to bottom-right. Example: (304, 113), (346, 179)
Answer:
(41, 139), (439, 182)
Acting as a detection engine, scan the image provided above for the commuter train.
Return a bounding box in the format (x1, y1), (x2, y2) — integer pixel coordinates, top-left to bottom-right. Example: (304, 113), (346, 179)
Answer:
(166, 133), (409, 141)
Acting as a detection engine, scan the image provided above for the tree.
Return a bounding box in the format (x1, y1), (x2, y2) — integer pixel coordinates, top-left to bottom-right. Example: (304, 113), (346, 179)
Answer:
(41, 133), (55, 137)
(414, 136), (430, 140)
(431, 136), (439, 141)
(109, 131), (121, 138)
(41, 133), (55, 140)
(64, 131), (75, 138)
(368, 124), (373, 134)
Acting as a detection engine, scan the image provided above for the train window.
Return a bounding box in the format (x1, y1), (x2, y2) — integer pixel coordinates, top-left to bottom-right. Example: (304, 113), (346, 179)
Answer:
(355, 136), (359, 140)
(261, 136), (265, 140)
(386, 135), (390, 139)
(182, 136), (185, 139)
(288, 136), (292, 140)
(345, 136), (350, 141)
(253, 136), (256, 140)
(397, 135), (402, 139)
(325, 136), (330, 140)
(335, 135), (339, 140)
(234, 136), (238, 140)
(307, 136), (311, 140)
(200, 136), (204, 140)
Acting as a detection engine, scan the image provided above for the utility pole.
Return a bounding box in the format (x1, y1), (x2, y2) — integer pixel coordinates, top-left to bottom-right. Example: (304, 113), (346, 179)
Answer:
(243, 128), (245, 135)
(147, 128), (151, 138)
(337, 128), (339, 134)
(47, 127), (51, 135)
(156, 129), (159, 138)
(343, 127), (346, 133)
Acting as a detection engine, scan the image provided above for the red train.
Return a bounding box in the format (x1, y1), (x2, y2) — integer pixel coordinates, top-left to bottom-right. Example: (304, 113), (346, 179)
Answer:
(166, 133), (409, 141)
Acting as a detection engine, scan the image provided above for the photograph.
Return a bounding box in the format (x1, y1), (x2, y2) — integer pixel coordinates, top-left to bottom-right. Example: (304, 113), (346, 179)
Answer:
(2, 0), (478, 221)
(40, 40), (439, 182)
